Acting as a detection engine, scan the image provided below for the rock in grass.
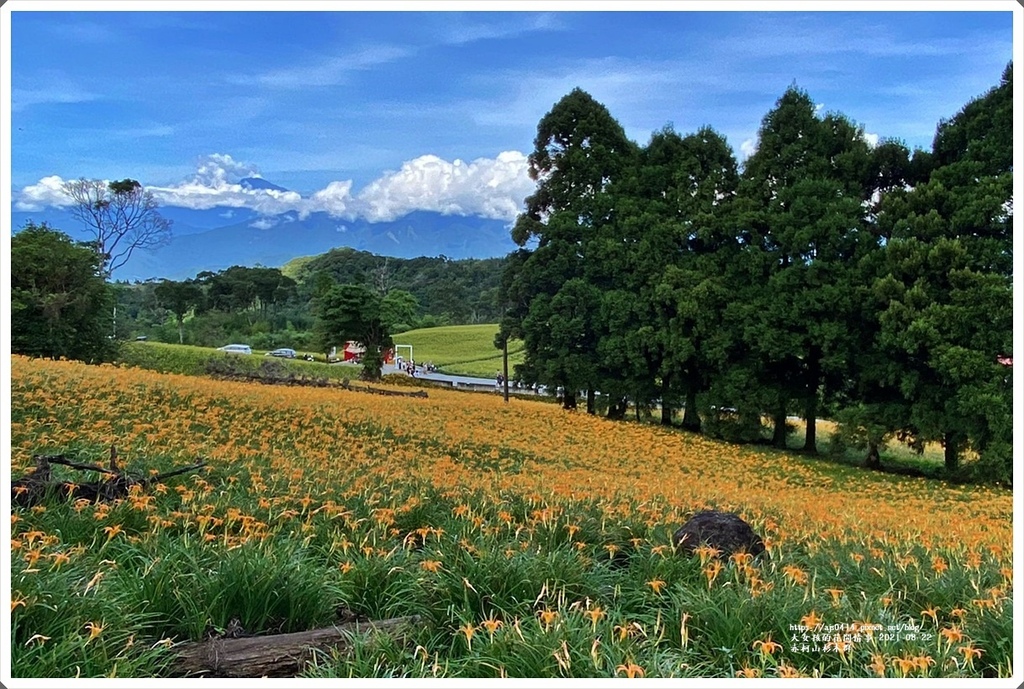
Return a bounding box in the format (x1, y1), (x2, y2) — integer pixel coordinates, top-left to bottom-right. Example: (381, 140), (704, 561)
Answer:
(673, 510), (766, 559)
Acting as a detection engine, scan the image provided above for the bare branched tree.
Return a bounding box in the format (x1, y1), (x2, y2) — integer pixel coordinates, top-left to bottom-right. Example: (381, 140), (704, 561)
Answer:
(373, 257), (392, 296)
(62, 178), (173, 276)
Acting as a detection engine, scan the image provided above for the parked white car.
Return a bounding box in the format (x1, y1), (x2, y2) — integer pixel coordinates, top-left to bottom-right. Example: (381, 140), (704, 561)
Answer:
(217, 344), (252, 355)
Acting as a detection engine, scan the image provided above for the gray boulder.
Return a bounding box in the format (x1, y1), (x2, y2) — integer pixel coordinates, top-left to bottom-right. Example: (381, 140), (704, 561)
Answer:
(672, 510), (766, 559)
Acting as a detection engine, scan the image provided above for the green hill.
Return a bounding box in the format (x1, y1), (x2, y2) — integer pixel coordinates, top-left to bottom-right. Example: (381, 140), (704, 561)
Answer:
(391, 324), (524, 378)
(291, 247), (508, 324)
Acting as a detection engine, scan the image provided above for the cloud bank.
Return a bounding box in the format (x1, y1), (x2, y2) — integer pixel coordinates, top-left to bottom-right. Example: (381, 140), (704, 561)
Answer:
(16, 151), (535, 223)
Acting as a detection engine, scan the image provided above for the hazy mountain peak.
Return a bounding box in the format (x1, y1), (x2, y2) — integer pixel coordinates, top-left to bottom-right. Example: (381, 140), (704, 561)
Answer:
(239, 176), (289, 192)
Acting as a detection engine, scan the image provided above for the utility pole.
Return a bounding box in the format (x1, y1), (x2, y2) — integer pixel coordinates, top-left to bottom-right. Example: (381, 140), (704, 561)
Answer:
(502, 332), (509, 404)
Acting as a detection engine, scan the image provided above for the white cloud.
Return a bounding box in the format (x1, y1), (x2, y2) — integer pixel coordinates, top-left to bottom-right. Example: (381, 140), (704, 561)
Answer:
(15, 176), (76, 211)
(145, 153), (308, 216)
(441, 12), (562, 46)
(235, 44), (414, 90)
(862, 131), (880, 148)
(16, 151), (536, 223)
(309, 181), (355, 218)
(191, 153), (259, 187)
(356, 151), (534, 222)
(739, 138), (759, 160)
(12, 71), (99, 111)
(250, 217), (277, 230)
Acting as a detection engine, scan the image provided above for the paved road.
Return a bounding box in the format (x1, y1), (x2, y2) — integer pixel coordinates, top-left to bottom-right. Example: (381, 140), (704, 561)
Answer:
(380, 362), (543, 394)
(330, 360), (543, 394)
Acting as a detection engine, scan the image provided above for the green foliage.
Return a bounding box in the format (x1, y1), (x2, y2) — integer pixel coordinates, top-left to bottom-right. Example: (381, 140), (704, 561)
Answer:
(380, 290), (419, 331)
(117, 341), (225, 376)
(501, 67), (1012, 484)
(314, 283), (393, 380)
(12, 469), (1012, 678)
(294, 249), (506, 324)
(11, 222), (116, 363)
(153, 279), (204, 344)
(117, 341), (360, 380)
(503, 88), (637, 411)
(857, 64), (1012, 479)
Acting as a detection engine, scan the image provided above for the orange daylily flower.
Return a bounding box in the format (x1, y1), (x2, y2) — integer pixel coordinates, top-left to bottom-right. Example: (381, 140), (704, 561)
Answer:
(84, 621), (104, 643)
(420, 559), (442, 573)
(800, 610), (823, 630)
(616, 662), (645, 678)
(752, 634), (782, 656)
(868, 653), (887, 677)
(646, 578), (667, 594)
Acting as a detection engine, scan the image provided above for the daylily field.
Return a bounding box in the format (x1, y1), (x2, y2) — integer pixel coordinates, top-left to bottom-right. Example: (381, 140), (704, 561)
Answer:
(7, 356), (1015, 678)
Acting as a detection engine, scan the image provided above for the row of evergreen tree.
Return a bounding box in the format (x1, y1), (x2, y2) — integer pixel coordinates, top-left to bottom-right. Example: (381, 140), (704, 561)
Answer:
(499, 65), (1012, 482)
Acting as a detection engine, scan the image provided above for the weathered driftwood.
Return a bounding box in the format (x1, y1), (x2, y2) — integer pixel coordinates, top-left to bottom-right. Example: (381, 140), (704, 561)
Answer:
(11, 446), (207, 508)
(173, 615), (422, 677)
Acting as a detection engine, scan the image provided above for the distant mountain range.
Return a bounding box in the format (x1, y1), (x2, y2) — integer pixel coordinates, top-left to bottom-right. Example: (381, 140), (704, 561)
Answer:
(11, 178), (518, 281)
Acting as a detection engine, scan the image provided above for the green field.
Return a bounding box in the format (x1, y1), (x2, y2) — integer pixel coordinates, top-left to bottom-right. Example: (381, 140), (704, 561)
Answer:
(393, 324), (525, 377)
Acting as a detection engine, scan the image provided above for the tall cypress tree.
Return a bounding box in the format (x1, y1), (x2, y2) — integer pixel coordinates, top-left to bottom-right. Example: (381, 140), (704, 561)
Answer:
(871, 64), (1012, 477)
(733, 87), (873, 452)
(502, 88), (635, 410)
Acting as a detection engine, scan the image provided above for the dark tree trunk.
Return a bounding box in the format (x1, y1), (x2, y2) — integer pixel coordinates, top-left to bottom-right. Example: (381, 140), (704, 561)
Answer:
(562, 388), (577, 410)
(771, 402), (788, 449)
(660, 372), (673, 426)
(681, 387), (701, 432)
(635, 400), (641, 422)
(943, 432), (960, 472)
(802, 355), (820, 454)
(586, 389), (595, 415)
(607, 398), (627, 420)
(802, 396), (817, 454)
(864, 441), (881, 469)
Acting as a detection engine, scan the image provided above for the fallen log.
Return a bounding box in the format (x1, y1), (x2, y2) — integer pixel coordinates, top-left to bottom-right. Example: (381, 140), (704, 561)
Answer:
(207, 368), (429, 397)
(11, 447), (207, 508)
(173, 615), (422, 677)
(341, 379), (429, 398)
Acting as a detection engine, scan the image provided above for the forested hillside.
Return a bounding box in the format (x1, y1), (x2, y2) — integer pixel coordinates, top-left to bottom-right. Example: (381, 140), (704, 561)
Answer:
(105, 251), (507, 352)
(287, 248), (507, 325)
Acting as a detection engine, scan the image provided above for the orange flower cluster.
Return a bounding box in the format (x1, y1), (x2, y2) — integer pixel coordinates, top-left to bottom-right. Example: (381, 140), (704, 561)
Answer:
(9, 355), (1014, 678)
(10, 356), (1012, 555)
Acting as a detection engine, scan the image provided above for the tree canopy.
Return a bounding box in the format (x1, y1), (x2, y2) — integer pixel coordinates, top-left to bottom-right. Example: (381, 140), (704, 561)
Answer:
(500, 66), (1012, 484)
(12, 223), (114, 362)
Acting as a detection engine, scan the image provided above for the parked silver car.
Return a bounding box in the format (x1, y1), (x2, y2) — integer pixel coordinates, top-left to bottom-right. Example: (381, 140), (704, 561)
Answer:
(217, 344), (252, 355)
(265, 348), (297, 359)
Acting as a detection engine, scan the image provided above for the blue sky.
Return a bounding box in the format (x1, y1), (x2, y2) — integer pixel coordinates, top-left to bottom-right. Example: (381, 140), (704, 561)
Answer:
(7, 6), (1016, 223)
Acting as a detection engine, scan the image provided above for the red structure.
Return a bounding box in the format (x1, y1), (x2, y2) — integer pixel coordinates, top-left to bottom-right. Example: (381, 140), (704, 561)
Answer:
(341, 341), (394, 364)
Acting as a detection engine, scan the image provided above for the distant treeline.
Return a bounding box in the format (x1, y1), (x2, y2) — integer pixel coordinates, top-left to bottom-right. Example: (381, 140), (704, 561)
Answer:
(499, 65), (1012, 483)
(108, 251), (508, 352)
(288, 247), (507, 325)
